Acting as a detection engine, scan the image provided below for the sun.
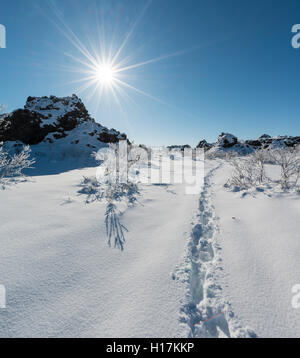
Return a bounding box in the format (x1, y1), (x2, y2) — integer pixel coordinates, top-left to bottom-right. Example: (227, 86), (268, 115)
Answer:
(51, 0), (188, 109)
(95, 64), (115, 85)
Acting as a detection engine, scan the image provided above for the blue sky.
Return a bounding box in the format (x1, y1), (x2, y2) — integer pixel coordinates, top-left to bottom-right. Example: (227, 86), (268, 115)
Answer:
(1, 0), (300, 146)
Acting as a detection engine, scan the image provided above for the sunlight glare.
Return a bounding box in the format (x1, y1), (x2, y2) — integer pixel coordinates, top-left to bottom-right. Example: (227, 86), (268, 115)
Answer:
(96, 64), (115, 85)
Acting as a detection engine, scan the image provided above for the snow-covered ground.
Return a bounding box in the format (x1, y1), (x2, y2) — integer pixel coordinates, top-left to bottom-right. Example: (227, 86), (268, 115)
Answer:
(213, 162), (300, 338)
(0, 156), (300, 337)
(0, 158), (202, 338)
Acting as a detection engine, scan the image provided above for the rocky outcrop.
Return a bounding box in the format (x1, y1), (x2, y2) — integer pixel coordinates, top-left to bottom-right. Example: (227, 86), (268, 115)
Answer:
(199, 132), (300, 154)
(217, 133), (238, 148)
(0, 95), (128, 146)
(167, 144), (191, 151)
(244, 139), (262, 147)
(196, 139), (213, 151)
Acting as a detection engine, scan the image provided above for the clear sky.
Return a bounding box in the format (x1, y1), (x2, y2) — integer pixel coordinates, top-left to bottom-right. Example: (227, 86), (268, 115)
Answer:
(1, 0), (300, 146)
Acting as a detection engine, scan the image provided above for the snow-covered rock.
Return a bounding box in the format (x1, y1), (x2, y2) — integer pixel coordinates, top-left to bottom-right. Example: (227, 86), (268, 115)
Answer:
(200, 133), (300, 156)
(0, 95), (128, 173)
(0, 95), (127, 146)
(217, 133), (238, 148)
(259, 134), (272, 140)
(196, 139), (213, 151)
(167, 144), (191, 151)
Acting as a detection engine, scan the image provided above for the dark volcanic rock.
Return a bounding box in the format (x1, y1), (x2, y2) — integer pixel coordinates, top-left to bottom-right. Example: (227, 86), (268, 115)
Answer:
(98, 131), (127, 144)
(0, 109), (48, 145)
(196, 140), (213, 151)
(245, 140), (262, 147)
(167, 144), (191, 152)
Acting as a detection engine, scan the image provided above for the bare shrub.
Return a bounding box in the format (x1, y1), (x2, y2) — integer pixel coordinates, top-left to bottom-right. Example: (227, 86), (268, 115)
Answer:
(0, 144), (35, 188)
(268, 148), (300, 190)
(226, 150), (269, 189)
(227, 157), (258, 189)
(97, 144), (143, 250)
(250, 149), (269, 184)
(226, 147), (300, 191)
(79, 143), (144, 250)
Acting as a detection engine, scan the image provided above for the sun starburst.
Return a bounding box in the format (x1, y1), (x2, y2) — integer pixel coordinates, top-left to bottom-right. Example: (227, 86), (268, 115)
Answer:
(46, 0), (195, 116)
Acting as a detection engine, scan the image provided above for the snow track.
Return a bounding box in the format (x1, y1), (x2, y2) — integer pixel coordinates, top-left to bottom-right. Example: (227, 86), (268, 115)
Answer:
(178, 162), (256, 338)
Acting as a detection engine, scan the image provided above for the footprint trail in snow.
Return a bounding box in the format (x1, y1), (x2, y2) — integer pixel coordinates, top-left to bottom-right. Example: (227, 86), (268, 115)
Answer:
(176, 162), (257, 338)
